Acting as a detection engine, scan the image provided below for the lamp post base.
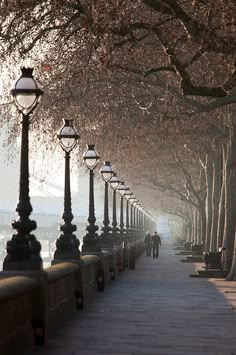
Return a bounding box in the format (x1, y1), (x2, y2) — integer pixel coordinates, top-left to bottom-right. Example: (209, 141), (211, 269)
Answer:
(3, 234), (42, 271)
(52, 229), (80, 264)
(51, 249), (81, 265)
(112, 234), (123, 247)
(82, 234), (101, 253)
(100, 236), (113, 249)
(82, 243), (101, 253)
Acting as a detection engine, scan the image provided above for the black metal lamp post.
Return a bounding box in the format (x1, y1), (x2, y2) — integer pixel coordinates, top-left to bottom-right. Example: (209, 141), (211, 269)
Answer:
(139, 206), (145, 235)
(143, 211), (148, 233)
(3, 67), (43, 271)
(82, 144), (100, 252)
(117, 182), (129, 242)
(109, 173), (121, 245)
(132, 200), (138, 238)
(129, 196), (136, 240)
(135, 202), (142, 238)
(99, 161), (113, 248)
(124, 192), (133, 241)
(138, 206), (142, 236)
(52, 119), (80, 263)
(133, 200), (140, 237)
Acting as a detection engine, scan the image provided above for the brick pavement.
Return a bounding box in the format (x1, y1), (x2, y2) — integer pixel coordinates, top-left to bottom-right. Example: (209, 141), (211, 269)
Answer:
(29, 242), (236, 355)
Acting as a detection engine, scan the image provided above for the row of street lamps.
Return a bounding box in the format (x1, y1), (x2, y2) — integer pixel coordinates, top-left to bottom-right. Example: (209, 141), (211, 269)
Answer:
(2, 68), (156, 271)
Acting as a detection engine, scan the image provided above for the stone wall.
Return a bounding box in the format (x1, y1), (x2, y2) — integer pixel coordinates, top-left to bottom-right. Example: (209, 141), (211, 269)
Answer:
(0, 241), (145, 355)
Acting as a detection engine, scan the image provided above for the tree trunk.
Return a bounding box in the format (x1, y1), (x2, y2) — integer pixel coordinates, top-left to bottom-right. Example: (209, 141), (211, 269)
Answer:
(199, 166), (207, 243)
(225, 115), (236, 278)
(187, 205), (193, 242)
(217, 144), (225, 248)
(197, 210), (202, 244)
(199, 202), (206, 246)
(205, 155), (213, 251)
(183, 219), (188, 240)
(193, 207), (198, 243)
(210, 150), (221, 252)
(188, 222), (192, 241)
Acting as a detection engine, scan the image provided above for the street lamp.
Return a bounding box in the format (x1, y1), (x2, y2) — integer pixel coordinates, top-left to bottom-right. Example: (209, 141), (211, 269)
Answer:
(3, 67), (43, 271)
(138, 205), (144, 236)
(129, 195), (136, 241)
(117, 182), (129, 241)
(99, 161), (113, 248)
(52, 119), (80, 263)
(132, 199), (138, 237)
(135, 202), (142, 238)
(133, 199), (141, 239)
(143, 210), (148, 233)
(124, 191), (133, 240)
(109, 172), (120, 245)
(82, 144), (100, 252)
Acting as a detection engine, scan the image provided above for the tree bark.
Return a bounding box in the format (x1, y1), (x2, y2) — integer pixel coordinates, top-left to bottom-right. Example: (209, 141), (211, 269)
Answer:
(187, 205), (193, 242)
(225, 115), (236, 278)
(192, 208), (197, 243)
(199, 202), (206, 245)
(217, 144), (225, 248)
(205, 155), (213, 251)
(210, 150), (221, 252)
(197, 210), (202, 244)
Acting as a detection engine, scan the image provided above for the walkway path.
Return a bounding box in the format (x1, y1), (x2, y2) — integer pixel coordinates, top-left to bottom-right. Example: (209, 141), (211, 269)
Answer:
(30, 242), (236, 355)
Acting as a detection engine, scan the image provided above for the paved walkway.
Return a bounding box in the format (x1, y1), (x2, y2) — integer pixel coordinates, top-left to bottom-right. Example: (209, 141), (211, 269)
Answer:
(30, 242), (236, 355)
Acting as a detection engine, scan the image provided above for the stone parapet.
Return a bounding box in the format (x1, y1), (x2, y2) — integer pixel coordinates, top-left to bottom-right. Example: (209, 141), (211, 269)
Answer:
(0, 241), (144, 355)
(0, 276), (37, 355)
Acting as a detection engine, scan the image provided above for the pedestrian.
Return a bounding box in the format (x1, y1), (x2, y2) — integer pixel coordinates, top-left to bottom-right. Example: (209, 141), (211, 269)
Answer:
(144, 231), (152, 257)
(151, 231), (161, 259)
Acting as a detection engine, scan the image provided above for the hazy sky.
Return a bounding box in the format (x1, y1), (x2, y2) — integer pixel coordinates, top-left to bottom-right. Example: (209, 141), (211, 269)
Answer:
(0, 130), (105, 219)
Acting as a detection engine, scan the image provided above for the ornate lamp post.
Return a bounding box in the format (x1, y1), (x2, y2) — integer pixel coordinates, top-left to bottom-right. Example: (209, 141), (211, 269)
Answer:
(109, 172), (120, 245)
(132, 200), (138, 238)
(135, 202), (142, 238)
(117, 182), (129, 269)
(133, 199), (141, 238)
(3, 67), (43, 271)
(117, 182), (129, 242)
(139, 206), (145, 236)
(143, 210), (148, 233)
(82, 144), (100, 252)
(52, 119), (80, 263)
(129, 196), (136, 240)
(99, 161), (113, 248)
(124, 191), (133, 241)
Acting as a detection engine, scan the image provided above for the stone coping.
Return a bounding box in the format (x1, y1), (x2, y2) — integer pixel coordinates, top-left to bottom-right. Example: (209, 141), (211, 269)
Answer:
(45, 262), (79, 283)
(101, 249), (115, 256)
(80, 254), (101, 265)
(0, 275), (37, 302)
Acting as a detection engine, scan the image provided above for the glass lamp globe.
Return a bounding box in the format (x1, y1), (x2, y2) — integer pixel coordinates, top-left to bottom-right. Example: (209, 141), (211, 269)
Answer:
(11, 67), (43, 114)
(57, 119), (79, 152)
(109, 173), (120, 190)
(82, 144), (100, 170)
(129, 196), (136, 203)
(117, 181), (129, 195)
(99, 161), (113, 182)
(124, 191), (133, 199)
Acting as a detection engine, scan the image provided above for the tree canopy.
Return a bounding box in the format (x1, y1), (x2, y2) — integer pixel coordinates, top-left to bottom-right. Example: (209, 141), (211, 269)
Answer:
(0, 0), (235, 217)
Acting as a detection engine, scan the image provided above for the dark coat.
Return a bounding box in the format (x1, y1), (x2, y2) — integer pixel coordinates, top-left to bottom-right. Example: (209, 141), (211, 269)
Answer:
(144, 233), (152, 245)
(151, 234), (161, 247)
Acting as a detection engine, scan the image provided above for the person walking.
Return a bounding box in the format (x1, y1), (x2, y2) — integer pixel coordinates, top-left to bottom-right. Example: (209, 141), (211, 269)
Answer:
(151, 232), (161, 259)
(144, 231), (152, 257)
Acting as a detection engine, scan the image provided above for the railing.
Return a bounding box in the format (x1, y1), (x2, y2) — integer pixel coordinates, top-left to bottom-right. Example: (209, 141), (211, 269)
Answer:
(0, 240), (145, 355)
